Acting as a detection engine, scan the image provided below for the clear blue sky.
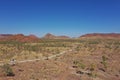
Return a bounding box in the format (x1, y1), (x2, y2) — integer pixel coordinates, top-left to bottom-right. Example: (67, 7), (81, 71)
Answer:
(0, 0), (120, 37)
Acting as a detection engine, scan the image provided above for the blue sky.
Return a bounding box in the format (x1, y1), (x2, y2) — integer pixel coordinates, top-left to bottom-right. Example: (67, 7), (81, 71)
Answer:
(0, 0), (120, 37)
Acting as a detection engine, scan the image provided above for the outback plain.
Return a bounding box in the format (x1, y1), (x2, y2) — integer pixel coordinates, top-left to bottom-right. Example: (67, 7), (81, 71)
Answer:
(0, 33), (120, 80)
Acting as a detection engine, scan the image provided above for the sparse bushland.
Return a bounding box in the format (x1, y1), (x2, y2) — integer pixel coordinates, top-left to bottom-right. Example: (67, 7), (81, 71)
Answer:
(0, 39), (73, 61)
(0, 38), (119, 80)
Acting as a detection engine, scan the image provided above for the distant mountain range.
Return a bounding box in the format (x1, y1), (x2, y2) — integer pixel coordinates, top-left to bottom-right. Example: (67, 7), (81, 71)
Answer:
(80, 33), (120, 39)
(0, 34), (39, 42)
(0, 33), (120, 42)
(42, 33), (70, 39)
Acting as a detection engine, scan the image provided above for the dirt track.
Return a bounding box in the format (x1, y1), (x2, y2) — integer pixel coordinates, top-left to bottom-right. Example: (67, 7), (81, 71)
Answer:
(0, 45), (76, 66)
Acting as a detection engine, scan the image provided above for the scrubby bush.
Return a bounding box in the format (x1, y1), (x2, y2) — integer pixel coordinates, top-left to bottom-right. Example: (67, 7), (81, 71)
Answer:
(101, 55), (108, 69)
(2, 64), (15, 76)
(87, 72), (97, 78)
(90, 63), (96, 71)
(73, 60), (86, 69)
(102, 55), (108, 62)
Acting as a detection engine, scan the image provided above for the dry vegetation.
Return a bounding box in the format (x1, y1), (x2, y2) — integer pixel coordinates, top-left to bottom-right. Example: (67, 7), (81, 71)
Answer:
(0, 39), (72, 62)
(0, 38), (120, 80)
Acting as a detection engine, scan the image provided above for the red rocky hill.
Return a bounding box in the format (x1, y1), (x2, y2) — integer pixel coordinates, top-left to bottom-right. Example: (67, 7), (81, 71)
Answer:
(0, 34), (39, 42)
(80, 33), (120, 39)
(43, 33), (70, 39)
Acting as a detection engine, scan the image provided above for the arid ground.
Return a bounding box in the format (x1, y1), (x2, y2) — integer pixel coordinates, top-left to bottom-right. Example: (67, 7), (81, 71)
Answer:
(0, 34), (120, 80)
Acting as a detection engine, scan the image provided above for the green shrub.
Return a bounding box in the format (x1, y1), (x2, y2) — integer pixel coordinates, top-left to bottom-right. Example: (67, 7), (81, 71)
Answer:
(101, 61), (107, 69)
(90, 63), (96, 71)
(101, 55), (108, 69)
(87, 72), (97, 78)
(2, 64), (15, 76)
(73, 60), (86, 69)
(102, 55), (107, 62)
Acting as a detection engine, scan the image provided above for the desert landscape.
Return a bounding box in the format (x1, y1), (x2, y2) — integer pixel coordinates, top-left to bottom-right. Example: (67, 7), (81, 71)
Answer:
(0, 33), (120, 80)
(0, 0), (120, 80)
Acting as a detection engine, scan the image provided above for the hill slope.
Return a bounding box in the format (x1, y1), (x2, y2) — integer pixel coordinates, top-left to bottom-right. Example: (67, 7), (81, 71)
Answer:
(0, 34), (39, 42)
(43, 33), (70, 39)
(80, 33), (120, 39)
